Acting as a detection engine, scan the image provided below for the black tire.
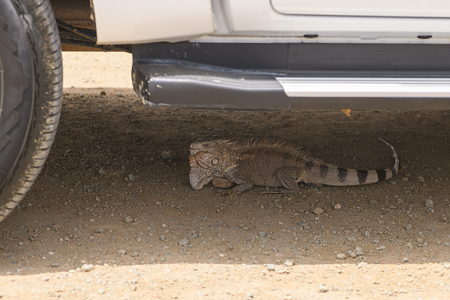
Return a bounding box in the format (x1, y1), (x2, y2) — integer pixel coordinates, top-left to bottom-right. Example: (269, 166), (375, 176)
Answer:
(0, 0), (62, 222)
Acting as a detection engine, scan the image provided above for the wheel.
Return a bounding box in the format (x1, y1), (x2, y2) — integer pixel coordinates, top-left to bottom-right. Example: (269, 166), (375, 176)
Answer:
(0, 0), (62, 222)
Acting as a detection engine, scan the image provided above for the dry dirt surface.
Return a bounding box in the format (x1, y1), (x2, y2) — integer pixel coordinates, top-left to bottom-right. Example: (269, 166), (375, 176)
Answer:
(1, 53), (450, 299)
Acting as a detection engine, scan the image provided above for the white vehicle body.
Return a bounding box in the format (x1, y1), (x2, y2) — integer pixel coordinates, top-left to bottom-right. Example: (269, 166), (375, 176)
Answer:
(92, 0), (450, 44)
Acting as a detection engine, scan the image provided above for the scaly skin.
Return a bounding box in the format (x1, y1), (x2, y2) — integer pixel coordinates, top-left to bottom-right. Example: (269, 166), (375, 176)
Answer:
(189, 138), (399, 195)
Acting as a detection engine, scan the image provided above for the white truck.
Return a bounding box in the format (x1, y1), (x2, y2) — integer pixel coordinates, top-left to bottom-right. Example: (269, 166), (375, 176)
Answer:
(1, 0), (450, 221)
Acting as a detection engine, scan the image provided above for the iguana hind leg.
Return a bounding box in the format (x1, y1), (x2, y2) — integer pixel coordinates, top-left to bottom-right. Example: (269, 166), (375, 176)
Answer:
(275, 167), (309, 191)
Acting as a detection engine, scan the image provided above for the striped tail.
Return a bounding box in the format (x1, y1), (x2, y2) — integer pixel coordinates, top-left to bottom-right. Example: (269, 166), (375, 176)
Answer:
(307, 138), (399, 186)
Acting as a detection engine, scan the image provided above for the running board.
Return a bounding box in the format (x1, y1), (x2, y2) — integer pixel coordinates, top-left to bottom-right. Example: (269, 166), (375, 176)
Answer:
(276, 77), (450, 98)
(132, 61), (450, 110)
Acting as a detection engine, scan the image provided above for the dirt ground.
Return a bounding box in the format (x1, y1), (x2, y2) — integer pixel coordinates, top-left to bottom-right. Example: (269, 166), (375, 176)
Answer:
(1, 52), (450, 299)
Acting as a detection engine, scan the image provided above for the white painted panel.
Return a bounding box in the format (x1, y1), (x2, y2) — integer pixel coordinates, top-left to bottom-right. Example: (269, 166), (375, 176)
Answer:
(220, 0), (450, 40)
(271, 0), (450, 18)
(92, 0), (214, 44)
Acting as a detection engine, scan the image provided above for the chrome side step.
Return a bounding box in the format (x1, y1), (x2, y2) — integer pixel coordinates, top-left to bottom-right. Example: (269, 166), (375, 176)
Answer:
(276, 77), (450, 98)
(132, 60), (450, 110)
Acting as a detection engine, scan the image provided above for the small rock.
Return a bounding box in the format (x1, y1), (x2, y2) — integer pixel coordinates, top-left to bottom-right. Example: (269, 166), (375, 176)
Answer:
(259, 232), (266, 237)
(98, 289), (105, 294)
(81, 264), (93, 272)
(228, 244), (234, 250)
(368, 199), (378, 205)
(298, 222), (311, 230)
(405, 224), (413, 231)
(160, 235), (166, 241)
(130, 252), (140, 257)
(334, 204), (341, 210)
(284, 259), (294, 266)
(178, 239), (189, 247)
(355, 247), (364, 256)
(313, 207), (324, 215)
(364, 231), (370, 237)
(402, 257), (409, 262)
(336, 253), (346, 259)
(98, 169), (107, 176)
(246, 292), (253, 300)
(124, 216), (134, 223)
(95, 228), (106, 234)
(417, 176), (425, 183)
(128, 174), (136, 182)
(212, 178), (234, 188)
(267, 264), (275, 271)
(41, 276), (50, 281)
(100, 90), (106, 96)
(396, 198), (404, 204)
(349, 251), (357, 258)
(161, 150), (175, 160)
(401, 177), (409, 182)
(117, 249), (126, 255)
(425, 199), (434, 208)
(50, 263), (59, 268)
(319, 285), (328, 293)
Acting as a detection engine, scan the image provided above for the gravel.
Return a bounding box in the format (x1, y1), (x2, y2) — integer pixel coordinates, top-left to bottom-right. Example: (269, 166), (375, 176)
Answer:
(319, 285), (328, 293)
(124, 216), (134, 223)
(178, 239), (189, 247)
(336, 253), (346, 259)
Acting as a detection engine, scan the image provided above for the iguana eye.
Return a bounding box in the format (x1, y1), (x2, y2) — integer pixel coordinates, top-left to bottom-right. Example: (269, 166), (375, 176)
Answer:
(211, 158), (219, 165)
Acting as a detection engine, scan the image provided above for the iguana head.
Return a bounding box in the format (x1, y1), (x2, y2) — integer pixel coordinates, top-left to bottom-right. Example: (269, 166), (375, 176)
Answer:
(189, 140), (231, 189)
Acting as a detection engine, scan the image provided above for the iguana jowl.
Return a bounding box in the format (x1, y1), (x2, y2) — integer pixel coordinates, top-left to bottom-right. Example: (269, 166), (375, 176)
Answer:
(189, 138), (399, 195)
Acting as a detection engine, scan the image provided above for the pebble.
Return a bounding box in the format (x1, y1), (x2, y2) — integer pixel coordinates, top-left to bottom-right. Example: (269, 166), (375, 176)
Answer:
(246, 292), (253, 300)
(403, 257), (409, 262)
(124, 216), (134, 223)
(98, 289), (105, 294)
(128, 174), (136, 182)
(161, 150), (175, 160)
(160, 235), (166, 241)
(334, 204), (341, 210)
(178, 239), (189, 247)
(355, 247), (364, 256)
(425, 199), (434, 208)
(405, 224), (413, 231)
(130, 252), (140, 257)
(336, 253), (346, 259)
(267, 264), (275, 271)
(50, 263), (59, 268)
(298, 222), (311, 230)
(81, 264), (93, 272)
(259, 232), (266, 237)
(417, 176), (425, 183)
(313, 207), (324, 215)
(117, 249), (126, 255)
(284, 259), (294, 266)
(95, 228), (106, 233)
(349, 251), (357, 258)
(319, 285), (328, 293)
(401, 177), (409, 182)
(368, 199), (378, 205)
(228, 244), (234, 250)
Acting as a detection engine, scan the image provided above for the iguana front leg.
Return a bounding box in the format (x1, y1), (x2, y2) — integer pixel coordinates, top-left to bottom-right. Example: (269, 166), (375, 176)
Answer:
(221, 165), (254, 196)
(275, 167), (309, 191)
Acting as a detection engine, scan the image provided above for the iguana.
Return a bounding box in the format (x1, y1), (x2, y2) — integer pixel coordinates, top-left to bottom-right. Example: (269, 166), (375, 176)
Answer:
(189, 138), (399, 195)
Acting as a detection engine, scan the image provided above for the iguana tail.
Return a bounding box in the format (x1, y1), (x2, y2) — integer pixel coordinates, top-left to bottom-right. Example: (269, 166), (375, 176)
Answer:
(307, 138), (399, 186)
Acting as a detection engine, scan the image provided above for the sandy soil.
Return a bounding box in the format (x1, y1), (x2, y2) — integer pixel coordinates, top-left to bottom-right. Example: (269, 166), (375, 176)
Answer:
(0, 52), (450, 299)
